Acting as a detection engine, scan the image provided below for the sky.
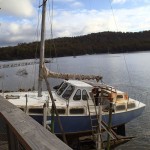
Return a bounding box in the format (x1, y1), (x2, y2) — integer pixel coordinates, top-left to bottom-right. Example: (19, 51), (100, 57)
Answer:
(0, 0), (150, 47)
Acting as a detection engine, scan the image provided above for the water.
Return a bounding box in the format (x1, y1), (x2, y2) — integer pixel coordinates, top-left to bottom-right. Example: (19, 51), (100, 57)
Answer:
(0, 52), (150, 149)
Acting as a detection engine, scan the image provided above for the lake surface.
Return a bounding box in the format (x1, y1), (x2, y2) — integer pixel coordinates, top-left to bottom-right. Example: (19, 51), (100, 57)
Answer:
(0, 52), (150, 149)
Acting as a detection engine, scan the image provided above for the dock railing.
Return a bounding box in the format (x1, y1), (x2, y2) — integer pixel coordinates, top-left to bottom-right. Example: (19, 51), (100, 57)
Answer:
(0, 96), (72, 150)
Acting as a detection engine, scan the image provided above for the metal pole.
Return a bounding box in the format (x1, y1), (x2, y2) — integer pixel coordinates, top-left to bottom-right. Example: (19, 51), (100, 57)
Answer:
(38, 0), (47, 97)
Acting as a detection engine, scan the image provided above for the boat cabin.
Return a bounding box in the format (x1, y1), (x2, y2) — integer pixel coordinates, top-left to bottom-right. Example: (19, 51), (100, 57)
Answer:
(54, 80), (93, 102)
(54, 80), (137, 113)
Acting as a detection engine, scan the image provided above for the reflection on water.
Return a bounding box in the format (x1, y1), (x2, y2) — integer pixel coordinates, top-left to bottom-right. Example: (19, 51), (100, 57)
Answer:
(0, 52), (150, 149)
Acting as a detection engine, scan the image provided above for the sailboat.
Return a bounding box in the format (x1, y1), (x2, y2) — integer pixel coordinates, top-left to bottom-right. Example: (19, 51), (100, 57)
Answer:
(1, 0), (145, 136)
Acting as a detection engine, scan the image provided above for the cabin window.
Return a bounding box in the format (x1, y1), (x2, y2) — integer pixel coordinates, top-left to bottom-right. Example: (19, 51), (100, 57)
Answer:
(53, 82), (64, 91)
(29, 108), (43, 114)
(116, 105), (126, 111)
(73, 89), (81, 101)
(127, 103), (136, 109)
(82, 90), (89, 100)
(62, 85), (75, 100)
(70, 108), (84, 114)
(57, 109), (66, 114)
(117, 95), (123, 99)
(57, 83), (68, 95)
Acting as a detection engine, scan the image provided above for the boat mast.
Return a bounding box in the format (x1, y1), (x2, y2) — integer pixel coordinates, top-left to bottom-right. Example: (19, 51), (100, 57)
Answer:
(38, 0), (47, 97)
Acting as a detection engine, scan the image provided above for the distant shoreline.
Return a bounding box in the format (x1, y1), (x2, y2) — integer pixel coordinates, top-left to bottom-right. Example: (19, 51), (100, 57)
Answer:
(0, 50), (150, 62)
(0, 31), (150, 61)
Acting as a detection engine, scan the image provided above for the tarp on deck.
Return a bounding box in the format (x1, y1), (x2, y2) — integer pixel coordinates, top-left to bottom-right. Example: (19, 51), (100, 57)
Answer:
(42, 65), (102, 82)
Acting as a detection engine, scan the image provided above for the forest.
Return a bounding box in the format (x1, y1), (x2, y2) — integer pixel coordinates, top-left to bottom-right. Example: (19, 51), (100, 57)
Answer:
(0, 30), (150, 60)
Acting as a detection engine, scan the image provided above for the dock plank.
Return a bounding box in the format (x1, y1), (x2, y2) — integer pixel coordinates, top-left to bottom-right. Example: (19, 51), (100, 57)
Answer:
(0, 96), (72, 150)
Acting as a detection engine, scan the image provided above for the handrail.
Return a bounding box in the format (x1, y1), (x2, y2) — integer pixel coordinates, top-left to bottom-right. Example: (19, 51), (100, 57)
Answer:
(0, 96), (72, 150)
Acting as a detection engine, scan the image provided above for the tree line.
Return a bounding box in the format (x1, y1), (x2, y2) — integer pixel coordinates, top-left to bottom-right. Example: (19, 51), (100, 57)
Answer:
(0, 30), (150, 60)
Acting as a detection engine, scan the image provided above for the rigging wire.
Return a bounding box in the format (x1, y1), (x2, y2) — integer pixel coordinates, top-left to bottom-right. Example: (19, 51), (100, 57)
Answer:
(109, 0), (119, 31)
(47, 0), (54, 60)
(17, 1), (41, 91)
(32, 0), (41, 90)
(47, 0), (61, 75)
(107, 0), (150, 139)
(108, 0), (133, 93)
(50, 0), (59, 61)
(108, 0), (150, 99)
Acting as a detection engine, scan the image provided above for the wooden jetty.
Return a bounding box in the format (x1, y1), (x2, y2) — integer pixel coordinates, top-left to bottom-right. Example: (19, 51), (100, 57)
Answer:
(0, 96), (72, 150)
(0, 59), (51, 69)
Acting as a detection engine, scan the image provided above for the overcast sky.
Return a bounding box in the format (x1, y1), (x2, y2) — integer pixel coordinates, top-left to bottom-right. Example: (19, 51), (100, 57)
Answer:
(0, 0), (150, 47)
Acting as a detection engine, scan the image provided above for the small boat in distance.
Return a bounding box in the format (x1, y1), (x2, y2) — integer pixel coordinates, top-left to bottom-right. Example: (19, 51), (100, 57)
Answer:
(16, 68), (28, 76)
(44, 59), (51, 63)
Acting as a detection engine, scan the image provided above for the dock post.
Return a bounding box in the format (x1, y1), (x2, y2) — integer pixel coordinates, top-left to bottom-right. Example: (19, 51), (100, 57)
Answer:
(43, 103), (47, 128)
(106, 102), (113, 150)
(97, 96), (102, 150)
(25, 94), (28, 114)
(51, 104), (55, 133)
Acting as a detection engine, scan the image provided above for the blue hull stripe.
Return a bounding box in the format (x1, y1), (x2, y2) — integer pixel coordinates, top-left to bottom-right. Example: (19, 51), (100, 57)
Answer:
(30, 107), (145, 134)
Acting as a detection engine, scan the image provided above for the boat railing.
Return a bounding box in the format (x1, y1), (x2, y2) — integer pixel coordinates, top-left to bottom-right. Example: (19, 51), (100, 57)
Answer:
(0, 96), (72, 150)
(114, 99), (137, 112)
